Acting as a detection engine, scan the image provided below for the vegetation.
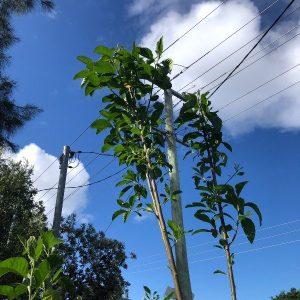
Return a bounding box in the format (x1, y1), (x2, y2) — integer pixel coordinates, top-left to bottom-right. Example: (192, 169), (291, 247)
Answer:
(0, 0), (54, 151)
(60, 214), (130, 299)
(176, 92), (262, 299)
(75, 38), (188, 299)
(271, 288), (300, 300)
(0, 158), (46, 266)
(0, 231), (63, 300)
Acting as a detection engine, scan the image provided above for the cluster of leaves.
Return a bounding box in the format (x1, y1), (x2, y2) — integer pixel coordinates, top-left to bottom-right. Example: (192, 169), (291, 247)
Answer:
(0, 231), (63, 300)
(75, 38), (176, 223)
(176, 92), (262, 255)
(143, 286), (173, 300)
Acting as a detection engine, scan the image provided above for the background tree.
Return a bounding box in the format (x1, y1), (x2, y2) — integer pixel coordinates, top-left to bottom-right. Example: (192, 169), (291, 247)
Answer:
(60, 214), (130, 300)
(0, 0), (54, 151)
(0, 158), (47, 261)
(271, 288), (300, 300)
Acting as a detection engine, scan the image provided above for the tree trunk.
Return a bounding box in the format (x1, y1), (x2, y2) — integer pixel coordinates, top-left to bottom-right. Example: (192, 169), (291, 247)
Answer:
(146, 174), (183, 300)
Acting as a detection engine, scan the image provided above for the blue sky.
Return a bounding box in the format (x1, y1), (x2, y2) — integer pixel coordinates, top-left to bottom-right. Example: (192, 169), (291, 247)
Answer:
(8, 0), (300, 299)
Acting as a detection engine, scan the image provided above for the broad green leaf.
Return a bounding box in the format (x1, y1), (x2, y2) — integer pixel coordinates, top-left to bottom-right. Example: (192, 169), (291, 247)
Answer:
(194, 211), (211, 224)
(34, 237), (43, 260)
(143, 286), (151, 294)
(41, 231), (62, 251)
(156, 37), (163, 58)
(112, 209), (127, 221)
(0, 285), (14, 298)
(0, 257), (28, 278)
(14, 284), (27, 297)
(245, 202), (262, 226)
(241, 217), (255, 243)
(73, 69), (90, 80)
(35, 260), (51, 288)
(77, 55), (93, 65)
(94, 61), (115, 74)
(235, 181), (248, 196)
(94, 45), (114, 57)
(91, 119), (110, 134)
(138, 47), (153, 60)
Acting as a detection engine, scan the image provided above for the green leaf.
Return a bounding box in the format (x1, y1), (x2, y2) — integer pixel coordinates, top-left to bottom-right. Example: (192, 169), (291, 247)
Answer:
(34, 237), (43, 260)
(245, 202), (262, 226)
(222, 142), (232, 152)
(94, 61), (115, 74)
(143, 286), (151, 294)
(194, 211), (211, 224)
(138, 47), (153, 60)
(0, 257), (28, 278)
(101, 143), (113, 152)
(235, 181), (248, 196)
(35, 260), (51, 288)
(41, 231), (62, 251)
(73, 69), (90, 80)
(77, 55), (93, 65)
(156, 37), (163, 58)
(0, 285), (14, 298)
(241, 217), (255, 243)
(91, 119), (111, 134)
(94, 45), (114, 57)
(112, 210), (126, 221)
(14, 284), (27, 297)
(214, 269), (227, 275)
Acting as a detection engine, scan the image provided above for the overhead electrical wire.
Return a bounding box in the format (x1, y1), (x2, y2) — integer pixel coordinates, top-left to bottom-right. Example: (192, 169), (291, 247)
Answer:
(128, 238), (300, 274)
(173, 30), (300, 111)
(163, 1), (227, 53)
(130, 227), (300, 269)
(223, 80), (300, 123)
(209, 0), (296, 98)
(177, 7), (300, 93)
(130, 218), (300, 261)
(171, 0), (281, 81)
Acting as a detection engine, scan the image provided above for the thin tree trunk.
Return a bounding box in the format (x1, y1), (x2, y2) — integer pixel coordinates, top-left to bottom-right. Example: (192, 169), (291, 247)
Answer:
(202, 127), (238, 300)
(146, 174), (183, 300)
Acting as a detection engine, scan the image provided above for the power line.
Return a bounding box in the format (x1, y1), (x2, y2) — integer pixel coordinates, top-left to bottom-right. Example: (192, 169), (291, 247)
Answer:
(128, 238), (300, 274)
(209, 0), (296, 98)
(130, 228), (300, 269)
(36, 153), (102, 203)
(224, 80), (300, 123)
(45, 160), (124, 217)
(217, 63), (300, 111)
(130, 218), (300, 262)
(171, 0), (281, 81)
(173, 30), (300, 111)
(177, 7), (300, 93)
(163, 1), (227, 53)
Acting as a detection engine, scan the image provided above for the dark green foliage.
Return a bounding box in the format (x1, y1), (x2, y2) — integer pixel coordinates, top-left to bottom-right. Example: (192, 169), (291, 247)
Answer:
(0, 0), (53, 151)
(60, 214), (130, 300)
(0, 158), (47, 270)
(271, 288), (300, 300)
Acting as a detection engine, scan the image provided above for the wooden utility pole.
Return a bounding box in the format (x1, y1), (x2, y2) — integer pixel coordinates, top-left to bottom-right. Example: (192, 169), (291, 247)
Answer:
(52, 145), (70, 236)
(164, 89), (193, 300)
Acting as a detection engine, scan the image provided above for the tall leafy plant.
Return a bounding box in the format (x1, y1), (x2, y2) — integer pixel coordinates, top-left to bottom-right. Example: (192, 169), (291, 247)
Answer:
(75, 39), (184, 299)
(176, 92), (262, 300)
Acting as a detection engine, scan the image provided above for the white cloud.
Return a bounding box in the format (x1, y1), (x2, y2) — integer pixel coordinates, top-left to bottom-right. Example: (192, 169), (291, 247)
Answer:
(128, 0), (182, 16)
(10, 143), (90, 224)
(140, 0), (300, 135)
